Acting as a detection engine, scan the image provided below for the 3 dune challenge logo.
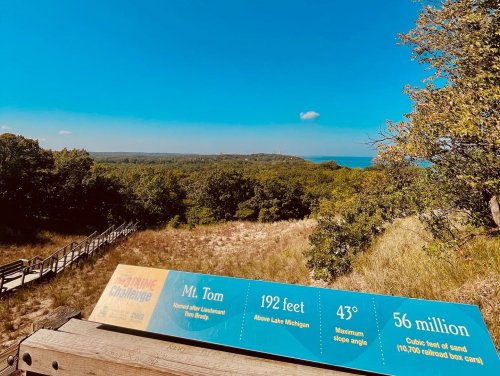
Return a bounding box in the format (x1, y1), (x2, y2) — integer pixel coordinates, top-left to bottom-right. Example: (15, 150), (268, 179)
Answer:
(108, 274), (158, 302)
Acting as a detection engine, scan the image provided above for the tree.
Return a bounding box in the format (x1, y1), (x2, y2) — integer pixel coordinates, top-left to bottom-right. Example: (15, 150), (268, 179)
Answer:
(84, 171), (129, 227)
(251, 178), (310, 222)
(48, 149), (94, 222)
(0, 134), (53, 224)
(132, 171), (185, 226)
(188, 169), (254, 224)
(378, 0), (500, 230)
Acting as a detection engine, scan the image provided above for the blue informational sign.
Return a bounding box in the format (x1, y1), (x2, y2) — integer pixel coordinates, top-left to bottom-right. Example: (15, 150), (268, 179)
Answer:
(90, 265), (500, 375)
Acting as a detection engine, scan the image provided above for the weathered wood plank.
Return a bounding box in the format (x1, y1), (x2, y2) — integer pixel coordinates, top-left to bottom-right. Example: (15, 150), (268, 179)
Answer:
(31, 306), (81, 332)
(19, 320), (358, 376)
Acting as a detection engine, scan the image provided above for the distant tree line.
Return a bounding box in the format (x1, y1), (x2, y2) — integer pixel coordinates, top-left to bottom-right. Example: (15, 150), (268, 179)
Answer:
(90, 152), (304, 166)
(0, 133), (355, 239)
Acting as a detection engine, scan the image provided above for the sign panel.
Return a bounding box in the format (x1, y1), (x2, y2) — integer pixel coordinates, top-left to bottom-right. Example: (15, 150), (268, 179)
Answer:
(90, 265), (500, 375)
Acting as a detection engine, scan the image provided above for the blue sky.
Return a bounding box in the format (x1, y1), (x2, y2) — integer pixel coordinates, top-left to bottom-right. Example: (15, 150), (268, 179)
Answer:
(0, 0), (426, 156)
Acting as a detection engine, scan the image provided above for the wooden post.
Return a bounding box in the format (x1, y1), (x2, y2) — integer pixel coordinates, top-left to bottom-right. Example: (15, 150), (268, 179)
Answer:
(0, 307), (81, 376)
(0, 341), (21, 376)
(71, 243), (76, 265)
(20, 268), (26, 287)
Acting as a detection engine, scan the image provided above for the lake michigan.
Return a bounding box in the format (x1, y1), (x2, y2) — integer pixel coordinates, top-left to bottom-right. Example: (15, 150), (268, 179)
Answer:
(302, 156), (374, 169)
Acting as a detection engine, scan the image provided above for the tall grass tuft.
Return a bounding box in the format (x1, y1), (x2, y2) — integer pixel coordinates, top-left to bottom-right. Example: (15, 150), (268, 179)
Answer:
(331, 217), (500, 351)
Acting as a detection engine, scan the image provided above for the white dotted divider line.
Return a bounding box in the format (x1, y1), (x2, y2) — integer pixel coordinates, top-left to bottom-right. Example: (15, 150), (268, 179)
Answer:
(371, 297), (385, 365)
(318, 291), (323, 354)
(239, 281), (251, 341)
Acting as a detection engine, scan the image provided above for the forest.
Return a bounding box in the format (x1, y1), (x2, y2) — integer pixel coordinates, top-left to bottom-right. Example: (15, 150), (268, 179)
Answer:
(0, 134), (358, 234)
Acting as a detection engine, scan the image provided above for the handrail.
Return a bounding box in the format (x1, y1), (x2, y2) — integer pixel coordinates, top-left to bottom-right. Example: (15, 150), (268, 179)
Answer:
(1, 222), (138, 293)
(73, 232), (97, 256)
(19, 241), (73, 278)
(112, 223), (124, 241)
(25, 256), (43, 266)
(93, 225), (114, 251)
(21, 242), (71, 276)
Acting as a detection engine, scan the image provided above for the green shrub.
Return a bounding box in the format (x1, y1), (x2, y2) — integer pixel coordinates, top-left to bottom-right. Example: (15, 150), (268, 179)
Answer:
(307, 166), (424, 281)
(168, 215), (181, 229)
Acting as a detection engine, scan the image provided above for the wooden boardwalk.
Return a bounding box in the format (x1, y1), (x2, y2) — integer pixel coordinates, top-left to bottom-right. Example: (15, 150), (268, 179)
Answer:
(0, 221), (138, 294)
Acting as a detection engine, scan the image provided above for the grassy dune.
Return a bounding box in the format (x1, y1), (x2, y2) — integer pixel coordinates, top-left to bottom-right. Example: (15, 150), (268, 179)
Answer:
(1, 218), (498, 352)
(332, 217), (500, 350)
(0, 220), (314, 349)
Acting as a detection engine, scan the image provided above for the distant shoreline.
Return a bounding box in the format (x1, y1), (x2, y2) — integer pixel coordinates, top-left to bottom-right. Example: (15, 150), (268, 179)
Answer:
(302, 156), (374, 168)
(89, 152), (375, 169)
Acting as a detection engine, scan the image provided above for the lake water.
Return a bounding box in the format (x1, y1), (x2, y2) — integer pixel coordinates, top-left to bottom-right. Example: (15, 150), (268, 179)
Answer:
(302, 156), (374, 168)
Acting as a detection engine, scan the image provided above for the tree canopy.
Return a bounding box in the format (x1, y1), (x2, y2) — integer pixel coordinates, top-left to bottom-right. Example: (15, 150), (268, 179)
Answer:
(0, 133), (352, 239)
(379, 0), (500, 229)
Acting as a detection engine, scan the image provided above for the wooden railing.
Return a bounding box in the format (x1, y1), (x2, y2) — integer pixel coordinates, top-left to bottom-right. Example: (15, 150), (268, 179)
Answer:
(0, 221), (139, 294)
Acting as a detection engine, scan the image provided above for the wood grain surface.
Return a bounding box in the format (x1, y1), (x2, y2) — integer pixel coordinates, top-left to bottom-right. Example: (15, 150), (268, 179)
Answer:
(18, 319), (361, 376)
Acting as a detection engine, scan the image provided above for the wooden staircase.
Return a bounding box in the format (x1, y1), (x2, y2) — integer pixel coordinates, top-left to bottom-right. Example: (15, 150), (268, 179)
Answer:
(0, 221), (139, 294)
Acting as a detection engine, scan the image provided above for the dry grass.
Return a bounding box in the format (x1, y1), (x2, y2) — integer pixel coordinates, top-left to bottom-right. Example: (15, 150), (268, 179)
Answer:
(0, 232), (84, 265)
(125, 220), (315, 283)
(1, 217), (498, 353)
(331, 217), (500, 351)
(0, 220), (314, 350)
